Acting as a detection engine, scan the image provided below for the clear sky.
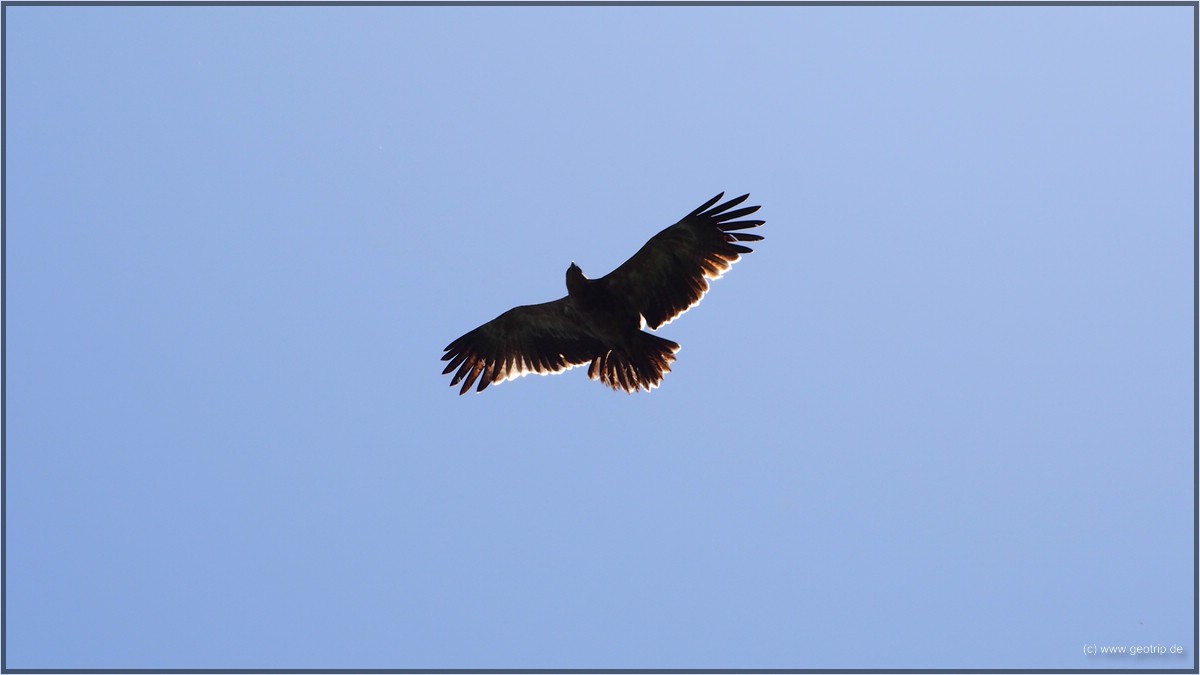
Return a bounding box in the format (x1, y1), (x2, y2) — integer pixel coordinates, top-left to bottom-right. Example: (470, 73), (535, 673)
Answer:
(3, 3), (1195, 671)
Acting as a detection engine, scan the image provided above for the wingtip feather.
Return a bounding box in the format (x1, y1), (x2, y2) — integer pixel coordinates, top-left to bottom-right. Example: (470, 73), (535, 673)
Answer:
(710, 193), (750, 215)
(688, 192), (725, 218)
(720, 219), (765, 231)
(730, 232), (764, 242)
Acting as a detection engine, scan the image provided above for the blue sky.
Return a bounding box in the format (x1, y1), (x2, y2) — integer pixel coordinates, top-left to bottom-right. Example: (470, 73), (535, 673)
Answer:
(3, 3), (1194, 670)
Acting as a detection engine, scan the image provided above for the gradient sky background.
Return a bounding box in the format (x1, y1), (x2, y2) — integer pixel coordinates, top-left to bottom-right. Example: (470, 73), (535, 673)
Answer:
(4, 3), (1195, 671)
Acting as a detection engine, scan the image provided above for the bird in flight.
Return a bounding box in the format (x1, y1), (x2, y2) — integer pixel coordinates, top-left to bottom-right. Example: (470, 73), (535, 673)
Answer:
(441, 192), (765, 394)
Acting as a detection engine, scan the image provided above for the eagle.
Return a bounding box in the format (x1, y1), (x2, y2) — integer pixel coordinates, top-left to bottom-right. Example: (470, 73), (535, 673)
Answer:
(441, 192), (765, 394)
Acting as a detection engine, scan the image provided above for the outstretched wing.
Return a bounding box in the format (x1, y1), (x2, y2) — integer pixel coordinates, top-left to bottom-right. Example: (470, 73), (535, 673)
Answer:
(441, 298), (605, 395)
(599, 192), (764, 330)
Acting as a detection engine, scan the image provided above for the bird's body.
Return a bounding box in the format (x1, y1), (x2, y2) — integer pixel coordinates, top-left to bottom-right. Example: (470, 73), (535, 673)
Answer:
(565, 263), (641, 345)
(442, 192), (765, 394)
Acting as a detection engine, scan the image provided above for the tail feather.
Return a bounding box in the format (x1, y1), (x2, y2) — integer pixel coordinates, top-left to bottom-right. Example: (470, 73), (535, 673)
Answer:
(588, 332), (680, 393)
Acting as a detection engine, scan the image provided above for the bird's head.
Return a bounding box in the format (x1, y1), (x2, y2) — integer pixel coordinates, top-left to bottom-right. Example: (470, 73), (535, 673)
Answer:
(566, 262), (587, 295)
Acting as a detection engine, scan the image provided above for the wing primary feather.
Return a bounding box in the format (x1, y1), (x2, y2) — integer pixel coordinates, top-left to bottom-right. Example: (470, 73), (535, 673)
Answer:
(708, 193), (750, 214)
(458, 362), (481, 395)
(719, 219), (765, 231)
(442, 352), (467, 374)
(712, 205), (761, 222)
(687, 192), (725, 218)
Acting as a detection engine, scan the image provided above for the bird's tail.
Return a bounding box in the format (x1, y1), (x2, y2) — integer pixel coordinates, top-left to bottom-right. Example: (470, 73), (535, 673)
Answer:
(588, 332), (680, 393)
